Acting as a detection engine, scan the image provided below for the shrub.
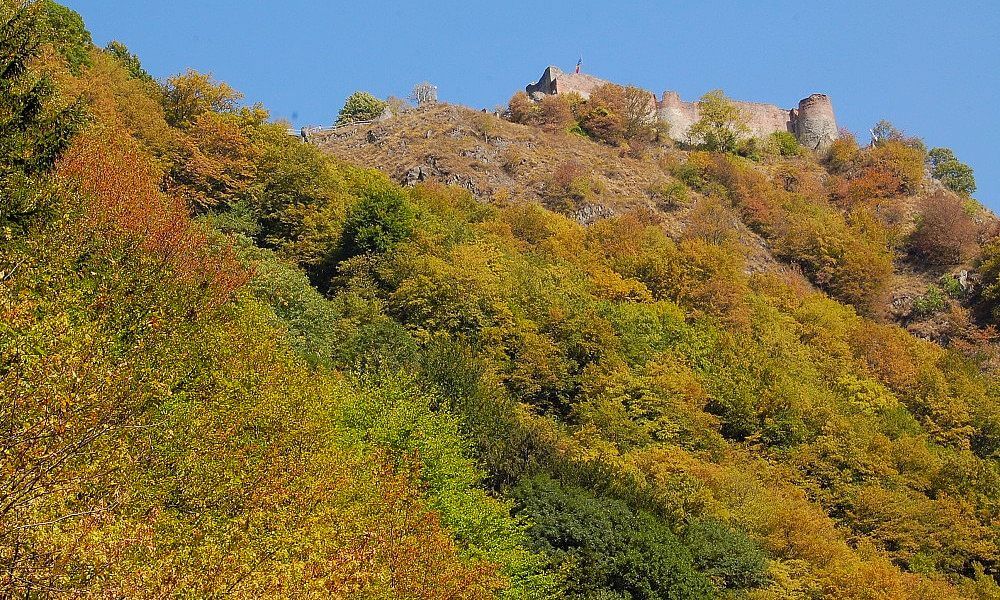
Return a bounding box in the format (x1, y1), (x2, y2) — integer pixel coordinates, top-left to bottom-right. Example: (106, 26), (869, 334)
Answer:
(939, 274), (965, 298)
(865, 140), (926, 195)
(336, 90), (387, 125)
(912, 286), (947, 317)
(826, 133), (860, 173)
(507, 91), (538, 124)
(538, 93), (577, 131)
(736, 136), (765, 162)
(512, 474), (713, 599)
(770, 130), (802, 157)
(909, 192), (979, 265)
(544, 160), (601, 210)
(501, 145), (526, 174)
(974, 240), (1000, 320)
(648, 179), (689, 210)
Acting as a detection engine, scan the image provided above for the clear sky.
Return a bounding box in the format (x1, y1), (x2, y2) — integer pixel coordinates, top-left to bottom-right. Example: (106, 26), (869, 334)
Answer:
(64, 1), (1000, 210)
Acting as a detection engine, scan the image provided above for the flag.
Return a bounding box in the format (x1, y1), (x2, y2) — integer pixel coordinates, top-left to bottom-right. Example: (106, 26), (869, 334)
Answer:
(575, 58), (582, 74)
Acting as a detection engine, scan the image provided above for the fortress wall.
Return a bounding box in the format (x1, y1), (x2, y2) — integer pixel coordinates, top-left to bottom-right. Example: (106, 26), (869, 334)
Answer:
(527, 66), (611, 100)
(525, 67), (838, 149)
(657, 91), (700, 140)
(658, 92), (794, 141)
(737, 101), (795, 138)
(552, 72), (613, 99)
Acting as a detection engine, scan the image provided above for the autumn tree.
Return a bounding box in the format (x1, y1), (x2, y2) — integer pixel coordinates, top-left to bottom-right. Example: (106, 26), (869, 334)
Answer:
(688, 90), (749, 153)
(572, 83), (655, 145)
(508, 91), (577, 131)
(163, 69), (241, 128)
(166, 109), (261, 211)
(909, 191), (979, 265)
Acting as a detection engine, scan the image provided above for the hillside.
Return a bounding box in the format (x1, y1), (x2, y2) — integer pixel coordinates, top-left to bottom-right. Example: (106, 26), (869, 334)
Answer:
(5, 2), (1000, 599)
(318, 99), (995, 340)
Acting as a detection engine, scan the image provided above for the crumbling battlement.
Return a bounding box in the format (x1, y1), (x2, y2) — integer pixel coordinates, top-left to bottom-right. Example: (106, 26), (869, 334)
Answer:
(526, 66), (839, 150)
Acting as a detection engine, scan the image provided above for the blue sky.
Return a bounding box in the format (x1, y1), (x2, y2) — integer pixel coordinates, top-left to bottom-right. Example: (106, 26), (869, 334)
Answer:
(65, 1), (1000, 209)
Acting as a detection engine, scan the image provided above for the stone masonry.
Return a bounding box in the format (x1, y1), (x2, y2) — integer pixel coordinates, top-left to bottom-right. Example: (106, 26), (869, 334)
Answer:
(526, 66), (839, 151)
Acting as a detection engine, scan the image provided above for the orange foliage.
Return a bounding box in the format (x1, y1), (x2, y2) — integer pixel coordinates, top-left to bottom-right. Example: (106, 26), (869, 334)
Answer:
(909, 192), (979, 265)
(508, 91), (577, 132)
(58, 129), (250, 310)
(846, 167), (908, 204)
(53, 52), (176, 155)
(826, 134), (860, 172)
(537, 93), (577, 131)
(167, 111), (260, 210)
(314, 459), (505, 599)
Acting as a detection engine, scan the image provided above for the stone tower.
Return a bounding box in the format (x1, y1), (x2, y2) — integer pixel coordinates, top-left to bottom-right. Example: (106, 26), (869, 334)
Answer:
(795, 94), (839, 151)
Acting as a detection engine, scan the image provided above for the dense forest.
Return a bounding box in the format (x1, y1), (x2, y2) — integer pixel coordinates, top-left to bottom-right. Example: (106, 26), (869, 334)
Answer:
(4, 2), (1000, 598)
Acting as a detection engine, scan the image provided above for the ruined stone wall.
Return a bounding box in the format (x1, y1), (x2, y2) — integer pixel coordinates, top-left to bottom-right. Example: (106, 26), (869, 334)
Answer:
(658, 92), (794, 142)
(655, 92), (697, 140)
(527, 66), (609, 100)
(737, 101), (795, 139)
(525, 67), (839, 150)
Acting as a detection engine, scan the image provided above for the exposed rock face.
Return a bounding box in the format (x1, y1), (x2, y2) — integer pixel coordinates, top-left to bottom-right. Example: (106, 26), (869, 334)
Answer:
(526, 67), (838, 150)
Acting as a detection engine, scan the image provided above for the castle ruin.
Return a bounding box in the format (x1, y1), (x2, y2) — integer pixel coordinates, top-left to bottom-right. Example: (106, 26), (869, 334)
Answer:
(526, 66), (839, 151)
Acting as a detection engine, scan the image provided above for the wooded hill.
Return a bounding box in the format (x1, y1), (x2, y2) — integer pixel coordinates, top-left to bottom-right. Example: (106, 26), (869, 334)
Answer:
(4, 2), (1000, 598)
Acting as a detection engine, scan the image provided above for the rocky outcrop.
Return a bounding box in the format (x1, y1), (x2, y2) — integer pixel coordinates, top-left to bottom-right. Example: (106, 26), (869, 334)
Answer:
(526, 67), (838, 150)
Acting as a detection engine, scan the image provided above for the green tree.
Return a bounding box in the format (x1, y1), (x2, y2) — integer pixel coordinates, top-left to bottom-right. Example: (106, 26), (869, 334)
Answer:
(337, 91), (387, 125)
(770, 130), (801, 157)
(0, 0), (86, 230)
(683, 519), (770, 590)
(104, 40), (153, 82)
(341, 185), (414, 257)
(38, 0), (92, 73)
(512, 474), (714, 599)
(688, 90), (749, 153)
(928, 147), (976, 196)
